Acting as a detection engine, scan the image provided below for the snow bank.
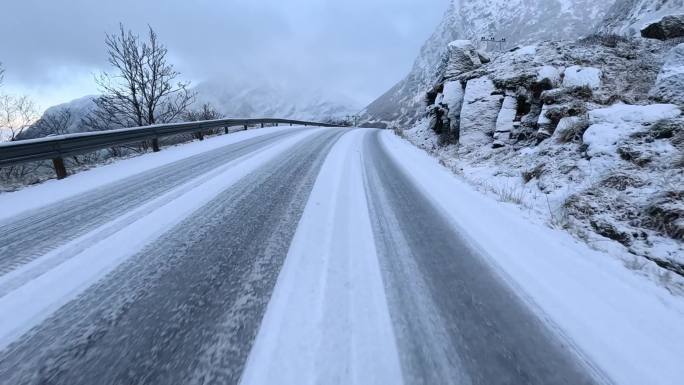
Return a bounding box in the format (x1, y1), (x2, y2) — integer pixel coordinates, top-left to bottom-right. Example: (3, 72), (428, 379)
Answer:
(563, 66), (602, 89)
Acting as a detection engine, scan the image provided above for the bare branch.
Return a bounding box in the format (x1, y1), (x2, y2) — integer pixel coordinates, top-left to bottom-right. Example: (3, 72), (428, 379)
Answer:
(84, 24), (196, 132)
(0, 94), (38, 141)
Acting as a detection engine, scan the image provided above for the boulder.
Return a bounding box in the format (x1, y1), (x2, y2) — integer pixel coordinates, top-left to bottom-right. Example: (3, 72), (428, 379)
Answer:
(553, 116), (589, 143)
(442, 81), (465, 138)
(494, 95), (518, 146)
(537, 65), (563, 87)
(650, 43), (684, 106)
(641, 15), (684, 40)
(459, 77), (503, 149)
(444, 40), (483, 80)
(536, 104), (554, 140)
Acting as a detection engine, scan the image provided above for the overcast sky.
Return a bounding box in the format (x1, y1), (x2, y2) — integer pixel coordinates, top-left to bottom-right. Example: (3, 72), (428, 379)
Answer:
(0, 0), (448, 112)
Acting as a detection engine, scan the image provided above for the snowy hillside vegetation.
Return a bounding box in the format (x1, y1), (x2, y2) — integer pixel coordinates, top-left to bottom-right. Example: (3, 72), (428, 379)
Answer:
(393, 13), (684, 290)
(360, 0), (615, 128)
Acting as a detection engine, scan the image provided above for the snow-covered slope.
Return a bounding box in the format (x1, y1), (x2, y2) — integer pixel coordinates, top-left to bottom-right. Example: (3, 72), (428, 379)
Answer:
(599, 0), (684, 35)
(194, 80), (361, 122)
(362, 0), (616, 127)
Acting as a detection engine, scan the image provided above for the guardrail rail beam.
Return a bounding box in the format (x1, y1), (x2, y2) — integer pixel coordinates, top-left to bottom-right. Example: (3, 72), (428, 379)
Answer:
(0, 117), (347, 182)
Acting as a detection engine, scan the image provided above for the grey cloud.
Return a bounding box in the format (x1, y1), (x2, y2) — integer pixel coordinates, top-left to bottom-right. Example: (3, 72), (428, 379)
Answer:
(0, 0), (448, 106)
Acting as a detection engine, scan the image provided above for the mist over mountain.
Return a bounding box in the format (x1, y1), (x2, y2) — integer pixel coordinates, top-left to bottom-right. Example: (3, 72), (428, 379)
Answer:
(193, 80), (361, 122)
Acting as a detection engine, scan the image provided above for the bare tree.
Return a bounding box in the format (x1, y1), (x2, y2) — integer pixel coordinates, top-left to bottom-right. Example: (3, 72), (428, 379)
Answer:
(33, 108), (74, 137)
(0, 94), (38, 141)
(183, 103), (224, 140)
(0, 62), (5, 87)
(183, 103), (223, 122)
(84, 24), (195, 151)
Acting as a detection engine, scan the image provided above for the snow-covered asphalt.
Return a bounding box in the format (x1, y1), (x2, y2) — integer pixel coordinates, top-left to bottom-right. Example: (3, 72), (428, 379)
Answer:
(0, 126), (683, 385)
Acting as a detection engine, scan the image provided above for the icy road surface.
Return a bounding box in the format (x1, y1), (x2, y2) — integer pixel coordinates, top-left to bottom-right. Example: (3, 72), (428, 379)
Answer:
(0, 127), (683, 385)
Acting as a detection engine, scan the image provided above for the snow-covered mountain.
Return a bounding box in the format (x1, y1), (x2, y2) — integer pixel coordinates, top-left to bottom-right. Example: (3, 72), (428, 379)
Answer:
(362, 0), (616, 127)
(599, 0), (684, 35)
(19, 95), (97, 139)
(193, 80), (361, 122)
(23, 82), (359, 139)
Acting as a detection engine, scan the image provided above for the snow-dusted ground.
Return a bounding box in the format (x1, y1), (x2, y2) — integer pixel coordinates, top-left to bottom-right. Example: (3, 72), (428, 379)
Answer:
(0, 127), (682, 384)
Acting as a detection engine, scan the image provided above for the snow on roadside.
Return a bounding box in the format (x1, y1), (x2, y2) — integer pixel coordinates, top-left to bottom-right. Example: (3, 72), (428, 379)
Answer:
(0, 126), (303, 221)
(240, 129), (403, 385)
(0, 130), (319, 350)
(380, 130), (684, 385)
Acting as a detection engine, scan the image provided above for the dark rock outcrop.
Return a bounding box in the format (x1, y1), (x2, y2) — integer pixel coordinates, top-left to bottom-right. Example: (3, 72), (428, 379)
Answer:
(641, 15), (684, 40)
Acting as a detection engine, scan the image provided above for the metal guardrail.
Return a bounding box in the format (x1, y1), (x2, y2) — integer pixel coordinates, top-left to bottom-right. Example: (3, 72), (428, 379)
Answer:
(0, 118), (344, 179)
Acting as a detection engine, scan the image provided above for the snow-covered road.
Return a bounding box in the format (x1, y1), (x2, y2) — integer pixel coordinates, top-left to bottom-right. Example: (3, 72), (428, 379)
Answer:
(0, 127), (682, 385)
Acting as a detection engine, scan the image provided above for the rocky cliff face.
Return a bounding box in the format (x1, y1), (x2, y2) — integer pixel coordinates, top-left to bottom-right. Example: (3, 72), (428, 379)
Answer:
(361, 0), (615, 127)
(394, 20), (684, 285)
(599, 0), (684, 35)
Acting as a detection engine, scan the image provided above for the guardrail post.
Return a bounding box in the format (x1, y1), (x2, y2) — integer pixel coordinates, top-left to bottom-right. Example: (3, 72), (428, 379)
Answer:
(52, 157), (68, 179)
(260, 123), (264, 128)
(198, 131), (204, 141)
(224, 126), (229, 134)
(151, 138), (161, 152)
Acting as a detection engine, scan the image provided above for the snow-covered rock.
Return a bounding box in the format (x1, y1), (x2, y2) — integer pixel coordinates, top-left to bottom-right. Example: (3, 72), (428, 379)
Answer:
(537, 66), (563, 87)
(515, 45), (538, 57)
(537, 104), (554, 138)
(493, 95), (517, 147)
(444, 40), (483, 80)
(583, 103), (681, 157)
(641, 14), (684, 39)
(442, 81), (465, 129)
(459, 77), (503, 149)
(552, 116), (588, 142)
(563, 66), (602, 89)
(495, 96), (517, 135)
(650, 43), (684, 106)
